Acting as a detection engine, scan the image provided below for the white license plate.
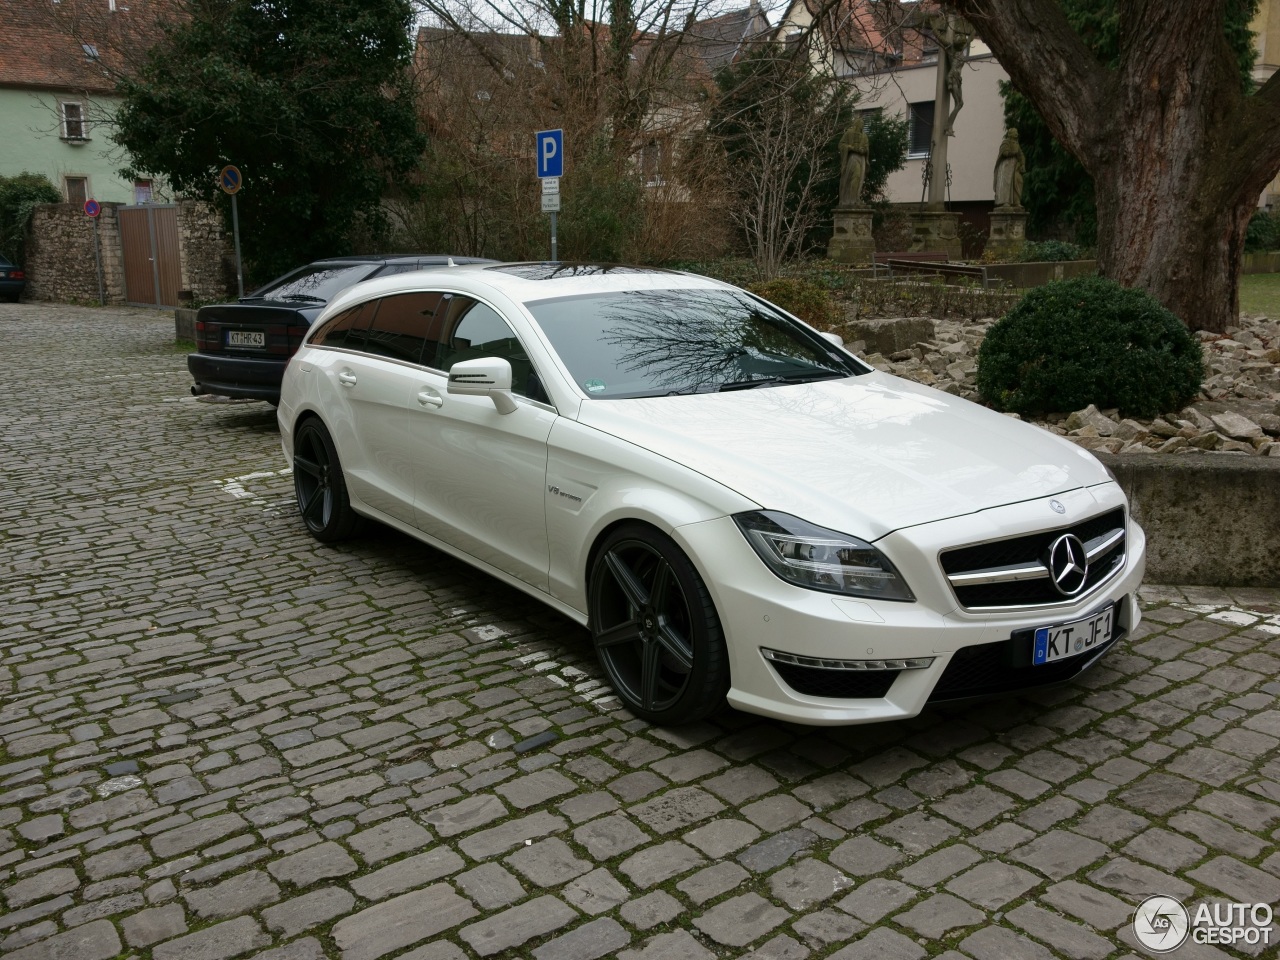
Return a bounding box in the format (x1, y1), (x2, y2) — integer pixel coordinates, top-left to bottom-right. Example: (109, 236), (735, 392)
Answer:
(227, 330), (265, 348)
(1033, 605), (1114, 665)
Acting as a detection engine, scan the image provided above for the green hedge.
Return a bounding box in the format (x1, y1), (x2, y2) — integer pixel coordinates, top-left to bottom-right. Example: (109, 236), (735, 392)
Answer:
(976, 276), (1203, 417)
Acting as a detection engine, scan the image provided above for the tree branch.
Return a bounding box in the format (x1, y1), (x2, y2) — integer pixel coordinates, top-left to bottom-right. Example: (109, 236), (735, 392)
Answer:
(942, 0), (1112, 170)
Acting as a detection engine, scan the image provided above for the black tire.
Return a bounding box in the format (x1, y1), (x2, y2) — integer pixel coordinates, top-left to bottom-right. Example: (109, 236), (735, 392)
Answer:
(292, 418), (362, 542)
(588, 523), (729, 725)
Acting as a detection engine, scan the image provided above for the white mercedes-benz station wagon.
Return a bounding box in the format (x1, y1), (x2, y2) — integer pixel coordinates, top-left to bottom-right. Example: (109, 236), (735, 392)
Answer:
(277, 263), (1146, 726)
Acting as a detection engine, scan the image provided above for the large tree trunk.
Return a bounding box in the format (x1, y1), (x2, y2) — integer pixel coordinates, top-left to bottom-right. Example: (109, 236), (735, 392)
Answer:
(944, 0), (1280, 333)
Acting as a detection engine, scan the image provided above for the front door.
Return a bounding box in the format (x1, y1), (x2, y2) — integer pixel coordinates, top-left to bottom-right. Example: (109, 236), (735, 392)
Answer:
(409, 296), (554, 590)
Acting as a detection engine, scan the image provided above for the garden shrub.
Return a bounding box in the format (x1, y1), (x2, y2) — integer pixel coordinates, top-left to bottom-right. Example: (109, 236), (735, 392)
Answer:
(0, 172), (61, 264)
(1245, 210), (1279, 252)
(747, 277), (839, 328)
(1019, 239), (1084, 262)
(976, 276), (1203, 417)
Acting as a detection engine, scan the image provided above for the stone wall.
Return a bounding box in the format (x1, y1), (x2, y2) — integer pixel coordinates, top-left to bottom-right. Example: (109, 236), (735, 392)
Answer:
(176, 201), (232, 302)
(24, 200), (230, 306)
(1098, 452), (1280, 587)
(24, 202), (128, 304)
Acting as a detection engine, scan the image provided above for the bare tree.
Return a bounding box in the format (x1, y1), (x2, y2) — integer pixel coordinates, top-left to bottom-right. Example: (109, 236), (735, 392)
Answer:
(405, 0), (747, 261)
(943, 0), (1280, 332)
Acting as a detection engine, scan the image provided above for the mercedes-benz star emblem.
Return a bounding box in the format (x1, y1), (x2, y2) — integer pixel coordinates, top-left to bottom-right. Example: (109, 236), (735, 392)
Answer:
(1049, 499), (1066, 514)
(1047, 533), (1089, 596)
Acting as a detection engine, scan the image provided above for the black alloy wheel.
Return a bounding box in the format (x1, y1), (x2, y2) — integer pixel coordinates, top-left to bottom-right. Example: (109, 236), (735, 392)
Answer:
(292, 418), (362, 542)
(589, 524), (729, 725)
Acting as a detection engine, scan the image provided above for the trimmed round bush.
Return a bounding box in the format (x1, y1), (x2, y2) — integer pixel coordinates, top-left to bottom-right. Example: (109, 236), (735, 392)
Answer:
(976, 276), (1204, 418)
(748, 277), (839, 329)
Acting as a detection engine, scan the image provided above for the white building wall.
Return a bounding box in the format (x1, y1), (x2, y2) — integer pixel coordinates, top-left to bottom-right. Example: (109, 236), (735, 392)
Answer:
(857, 52), (1009, 205)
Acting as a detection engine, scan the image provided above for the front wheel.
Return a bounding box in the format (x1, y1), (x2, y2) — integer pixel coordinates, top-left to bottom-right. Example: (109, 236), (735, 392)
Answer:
(588, 524), (729, 725)
(292, 418), (362, 542)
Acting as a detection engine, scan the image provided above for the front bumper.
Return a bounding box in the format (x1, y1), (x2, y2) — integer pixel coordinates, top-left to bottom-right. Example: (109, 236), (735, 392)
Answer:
(673, 484), (1145, 725)
(188, 353), (286, 402)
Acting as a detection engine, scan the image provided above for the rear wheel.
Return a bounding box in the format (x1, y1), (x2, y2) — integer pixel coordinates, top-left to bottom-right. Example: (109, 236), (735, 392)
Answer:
(292, 418), (361, 542)
(588, 524), (729, 725)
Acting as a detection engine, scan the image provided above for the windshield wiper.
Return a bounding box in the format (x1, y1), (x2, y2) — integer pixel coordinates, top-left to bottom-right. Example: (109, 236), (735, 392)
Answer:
(278, 294), (326, 303)
(664, 383), (720, 396)
(718, 371), (843, 392)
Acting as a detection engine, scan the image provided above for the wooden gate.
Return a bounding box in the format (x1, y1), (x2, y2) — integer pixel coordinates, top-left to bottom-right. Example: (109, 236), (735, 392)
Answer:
(119, 204), (182, 308)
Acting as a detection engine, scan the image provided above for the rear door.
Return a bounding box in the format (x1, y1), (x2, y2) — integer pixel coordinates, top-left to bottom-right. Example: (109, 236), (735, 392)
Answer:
(317, 293), (445, 525)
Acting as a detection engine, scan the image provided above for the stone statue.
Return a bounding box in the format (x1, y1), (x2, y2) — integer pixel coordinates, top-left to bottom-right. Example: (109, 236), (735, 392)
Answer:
(838, 118), (870, 208)
(993, 127), (1026, 209)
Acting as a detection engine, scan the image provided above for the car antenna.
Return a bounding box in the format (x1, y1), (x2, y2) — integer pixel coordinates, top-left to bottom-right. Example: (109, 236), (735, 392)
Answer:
(448, 257), (456, 267)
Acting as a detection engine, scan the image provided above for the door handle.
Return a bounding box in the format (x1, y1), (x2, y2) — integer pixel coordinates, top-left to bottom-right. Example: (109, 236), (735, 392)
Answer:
(417, 390), (443, 408)
(337, 370), (357, 387)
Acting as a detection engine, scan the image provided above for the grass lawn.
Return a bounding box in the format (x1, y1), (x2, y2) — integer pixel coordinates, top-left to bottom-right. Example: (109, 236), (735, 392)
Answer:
(1239, 272), (1280, 318)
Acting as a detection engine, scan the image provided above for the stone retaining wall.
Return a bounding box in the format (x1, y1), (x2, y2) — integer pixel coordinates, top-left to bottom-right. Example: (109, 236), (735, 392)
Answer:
(24, 200), (230, 305)
(24, 202), (128, 304)
(176, 201), (231, 302)
(1098, 452), (1280, 586)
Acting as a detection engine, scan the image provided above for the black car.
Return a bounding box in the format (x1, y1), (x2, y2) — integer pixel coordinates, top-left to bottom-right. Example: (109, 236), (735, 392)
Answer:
(188, 254), (493, 403)
(0, 255), (25, 302)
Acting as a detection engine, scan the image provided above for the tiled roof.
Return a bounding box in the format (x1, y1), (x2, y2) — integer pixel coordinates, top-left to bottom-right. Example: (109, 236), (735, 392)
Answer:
(0, 0), (163, 93)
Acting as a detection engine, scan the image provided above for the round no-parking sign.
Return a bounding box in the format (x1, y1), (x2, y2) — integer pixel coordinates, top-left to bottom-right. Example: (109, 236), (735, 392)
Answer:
(83, 199), (101, 218)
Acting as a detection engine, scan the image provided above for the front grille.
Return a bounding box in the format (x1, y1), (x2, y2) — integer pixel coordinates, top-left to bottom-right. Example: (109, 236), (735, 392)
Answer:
(927, 600), (1125, 702)
(941, 507), (1126, 609)
(772, 662), (899, 699)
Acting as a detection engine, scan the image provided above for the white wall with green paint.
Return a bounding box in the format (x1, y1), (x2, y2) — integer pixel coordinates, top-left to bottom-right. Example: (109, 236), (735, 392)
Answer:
(0, 89), (161, 204)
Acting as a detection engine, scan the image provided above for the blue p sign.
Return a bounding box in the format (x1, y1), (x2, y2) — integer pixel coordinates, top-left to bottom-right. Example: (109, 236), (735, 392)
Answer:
(535, 129), (563, 179)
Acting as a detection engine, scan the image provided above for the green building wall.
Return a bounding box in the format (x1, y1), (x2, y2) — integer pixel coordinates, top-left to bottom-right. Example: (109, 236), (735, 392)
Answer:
(0, 88), (154, 204)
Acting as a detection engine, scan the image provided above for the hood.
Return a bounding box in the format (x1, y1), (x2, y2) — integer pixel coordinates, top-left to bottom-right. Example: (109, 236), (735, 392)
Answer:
(575, 372), (1111, 540)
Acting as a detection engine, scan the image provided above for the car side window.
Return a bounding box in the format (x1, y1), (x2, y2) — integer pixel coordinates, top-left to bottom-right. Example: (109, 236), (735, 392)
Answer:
(432, 297), (548, 402)
(310, 300), (376, 350)
(363, 292), (445, 365)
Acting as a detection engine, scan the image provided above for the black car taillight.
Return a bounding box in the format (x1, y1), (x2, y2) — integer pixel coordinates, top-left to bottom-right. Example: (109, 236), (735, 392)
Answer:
(10, 270), (23, 280)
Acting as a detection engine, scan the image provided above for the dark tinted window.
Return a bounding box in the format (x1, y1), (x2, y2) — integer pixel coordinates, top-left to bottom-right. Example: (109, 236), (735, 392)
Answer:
(250, 263), (377, 303)
(364, 292), (445, 364)
(433, 297), (544, 400)
(525, 288), (863, 399)
(310, 300), (376, 350)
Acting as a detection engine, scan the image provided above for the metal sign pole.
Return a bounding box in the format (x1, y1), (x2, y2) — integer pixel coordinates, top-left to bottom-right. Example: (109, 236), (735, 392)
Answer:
(550, 211), (558, 263)
(91, 216), (104, 304)
(230, 193), (244, 298)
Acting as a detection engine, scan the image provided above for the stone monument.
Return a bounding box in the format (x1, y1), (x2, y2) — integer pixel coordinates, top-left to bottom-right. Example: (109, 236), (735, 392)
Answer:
(904, 11), (969, 259)
(827, 118), (875, 264)
(987, 127), (1028, 259)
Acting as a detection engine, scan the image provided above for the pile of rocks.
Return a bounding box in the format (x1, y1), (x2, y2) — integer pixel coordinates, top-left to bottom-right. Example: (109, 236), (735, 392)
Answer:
(839, 313), (1280, 457)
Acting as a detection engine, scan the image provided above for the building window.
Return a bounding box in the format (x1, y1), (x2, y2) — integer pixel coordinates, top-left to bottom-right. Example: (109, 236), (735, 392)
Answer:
(133, 179), (154, 203)
(641, 140), (664, 187)
(60, 101), (87, 141)
(907, 100), (934, 158)
(65, 177), (88, 205)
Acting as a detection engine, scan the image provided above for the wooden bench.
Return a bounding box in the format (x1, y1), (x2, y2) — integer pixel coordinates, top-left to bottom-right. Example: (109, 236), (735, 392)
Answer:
(881, 258), (998, 289)
(873, 251), (947, 264)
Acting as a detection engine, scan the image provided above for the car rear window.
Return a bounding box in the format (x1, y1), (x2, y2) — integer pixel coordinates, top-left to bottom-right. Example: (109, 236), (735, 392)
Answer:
(250, 263), (377, 303)
(525, 288), (863, 399)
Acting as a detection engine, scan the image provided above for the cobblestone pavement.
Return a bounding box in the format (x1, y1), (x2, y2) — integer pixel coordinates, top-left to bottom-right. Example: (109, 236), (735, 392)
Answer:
(3, 302), (1280, 960)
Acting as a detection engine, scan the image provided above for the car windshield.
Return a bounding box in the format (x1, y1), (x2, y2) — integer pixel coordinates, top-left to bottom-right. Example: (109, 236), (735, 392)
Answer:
(525, 287), (864, 399)
(247, 263), (376, 303)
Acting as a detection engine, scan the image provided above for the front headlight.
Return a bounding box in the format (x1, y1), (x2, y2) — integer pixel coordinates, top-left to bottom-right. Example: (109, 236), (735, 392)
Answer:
(734, 511), (915, 601)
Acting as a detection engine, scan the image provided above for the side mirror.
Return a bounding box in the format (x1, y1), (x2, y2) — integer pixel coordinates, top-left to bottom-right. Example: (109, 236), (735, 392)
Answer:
(447, 357), (518, 414)
(821, 331), (845, 348)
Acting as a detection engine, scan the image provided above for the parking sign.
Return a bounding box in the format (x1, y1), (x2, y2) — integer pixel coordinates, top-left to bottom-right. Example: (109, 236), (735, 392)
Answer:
(535, 129), (563, 179)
